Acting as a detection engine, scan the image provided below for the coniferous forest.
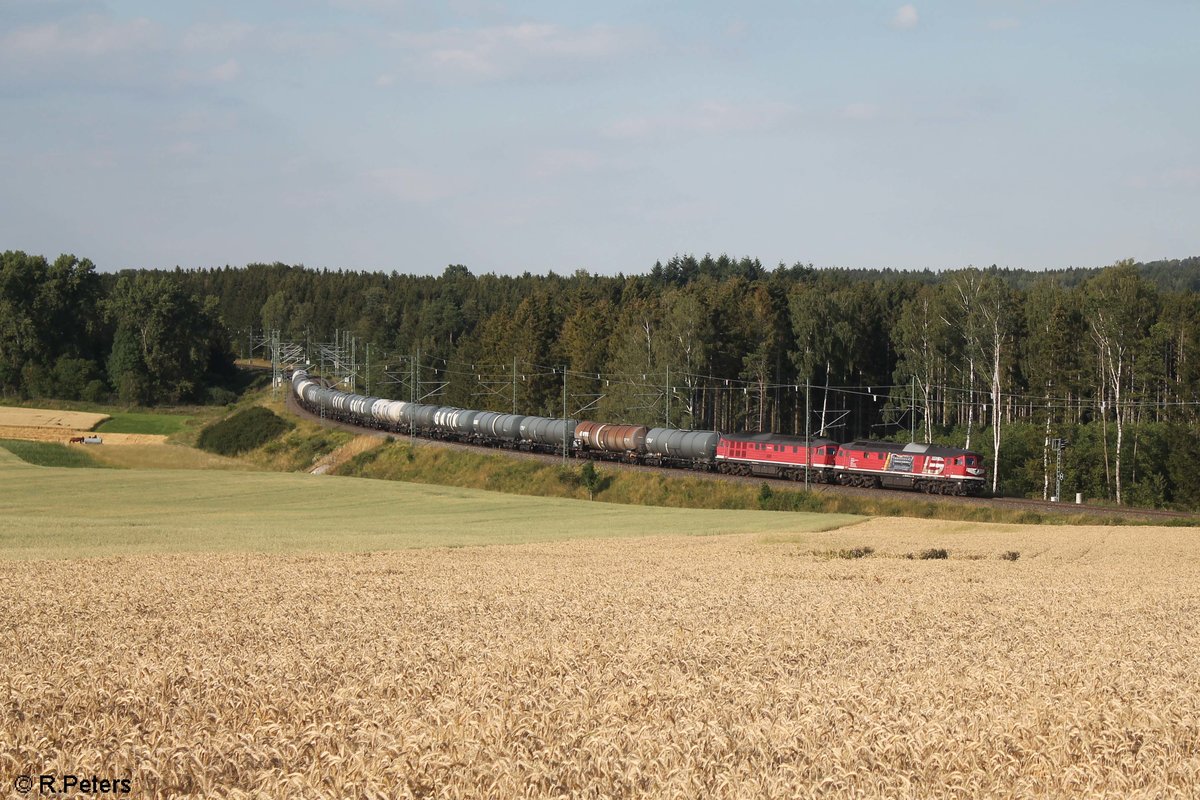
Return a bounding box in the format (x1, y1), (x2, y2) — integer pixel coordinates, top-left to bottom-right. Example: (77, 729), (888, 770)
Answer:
(4, 249), (1200, 509)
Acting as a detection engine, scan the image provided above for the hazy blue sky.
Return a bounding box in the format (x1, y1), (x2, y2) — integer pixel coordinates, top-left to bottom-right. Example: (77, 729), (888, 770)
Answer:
(2, 1), (1197, 275)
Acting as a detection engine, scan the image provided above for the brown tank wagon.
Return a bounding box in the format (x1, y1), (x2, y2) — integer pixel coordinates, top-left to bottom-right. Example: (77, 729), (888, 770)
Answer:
(575, 422), (648, 457)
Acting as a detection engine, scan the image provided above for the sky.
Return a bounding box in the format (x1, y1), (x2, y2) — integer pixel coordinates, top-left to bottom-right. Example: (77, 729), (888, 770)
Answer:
(1, 1), (1197, 276)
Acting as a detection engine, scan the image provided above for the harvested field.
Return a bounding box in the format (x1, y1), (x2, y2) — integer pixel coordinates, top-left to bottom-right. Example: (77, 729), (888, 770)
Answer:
(0, 425), (167, 445)
(3, 516), (1200, 797)
(0, 406), (108, 430)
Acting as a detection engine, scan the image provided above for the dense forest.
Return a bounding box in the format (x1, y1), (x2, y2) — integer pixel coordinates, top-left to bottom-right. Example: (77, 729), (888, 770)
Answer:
(0, 251), (236, 406)
(4, 249), (1200, 509)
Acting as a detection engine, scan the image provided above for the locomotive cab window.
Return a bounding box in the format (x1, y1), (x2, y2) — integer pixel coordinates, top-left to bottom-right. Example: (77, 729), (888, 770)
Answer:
(955, 457), (964, 465)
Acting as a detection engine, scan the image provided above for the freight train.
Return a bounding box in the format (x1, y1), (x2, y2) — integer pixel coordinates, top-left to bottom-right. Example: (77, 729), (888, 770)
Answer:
(291, 369), (986, 496)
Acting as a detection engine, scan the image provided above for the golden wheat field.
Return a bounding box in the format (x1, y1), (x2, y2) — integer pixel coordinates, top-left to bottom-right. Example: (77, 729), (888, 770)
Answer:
(0, 406), (109, 430)
(3, 518), (1200, 799)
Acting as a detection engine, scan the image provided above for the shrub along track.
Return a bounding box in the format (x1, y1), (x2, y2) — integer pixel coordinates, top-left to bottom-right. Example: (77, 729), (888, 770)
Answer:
(285, 391), (1192, 522)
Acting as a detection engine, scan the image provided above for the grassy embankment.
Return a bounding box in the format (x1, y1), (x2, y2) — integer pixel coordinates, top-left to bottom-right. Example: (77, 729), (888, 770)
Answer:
(0, 447), (857, 560)
(329, 437), (1197, 526)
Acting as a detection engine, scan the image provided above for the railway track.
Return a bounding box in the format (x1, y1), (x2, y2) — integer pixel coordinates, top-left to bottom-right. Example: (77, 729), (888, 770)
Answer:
(285, 392), (1195, 523)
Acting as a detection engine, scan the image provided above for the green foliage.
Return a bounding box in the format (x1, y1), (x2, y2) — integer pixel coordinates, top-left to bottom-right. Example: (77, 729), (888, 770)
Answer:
(22, 356), (107, 401)
(1167, 424), (1200, 508)
(82, 379), (109, 403)
(0, 439), (110, 469)
(197, 406), (293, 456)
(205, 387), (239, 406)
(105, 274), (235, 405)
(0, 252), (103, 396)
(579, 460), (605, 500)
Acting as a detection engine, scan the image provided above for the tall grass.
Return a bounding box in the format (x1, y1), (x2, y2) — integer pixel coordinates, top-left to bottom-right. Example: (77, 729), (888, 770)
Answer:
(252, 425), (353, 471)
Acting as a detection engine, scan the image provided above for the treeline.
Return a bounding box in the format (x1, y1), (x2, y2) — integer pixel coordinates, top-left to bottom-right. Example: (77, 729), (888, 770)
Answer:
(0, 251), (236, 405)
(4, 249), (1200, 508)
(166, 254), (1200, 508)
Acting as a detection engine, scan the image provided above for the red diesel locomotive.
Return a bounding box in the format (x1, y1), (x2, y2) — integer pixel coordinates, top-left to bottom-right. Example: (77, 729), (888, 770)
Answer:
(834, 440), (986, 495)
(714, 432), (840, 481)
(714, 432), (985, 495)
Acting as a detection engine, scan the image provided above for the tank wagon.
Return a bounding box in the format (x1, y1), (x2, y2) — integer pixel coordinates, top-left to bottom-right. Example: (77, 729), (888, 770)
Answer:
(289, 369), (986, 496)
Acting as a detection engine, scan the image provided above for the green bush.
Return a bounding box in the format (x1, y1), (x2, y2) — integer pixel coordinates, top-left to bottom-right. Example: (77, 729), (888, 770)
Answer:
(82, 379), (109, 403)
(205, 386), (239, 406)
(196, 406), (293, 456)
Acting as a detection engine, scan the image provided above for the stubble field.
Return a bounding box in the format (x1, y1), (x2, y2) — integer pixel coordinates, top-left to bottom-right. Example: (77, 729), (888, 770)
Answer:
(0, 407), (109, 430)
(3, 500), (1200, 797)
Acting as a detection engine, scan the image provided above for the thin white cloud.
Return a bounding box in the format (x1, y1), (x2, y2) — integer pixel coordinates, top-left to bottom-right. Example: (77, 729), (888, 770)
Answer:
(987, 18), (1021, 31)
(209, 58), (242, 82)
(172, 58), (244, 87)
(604, 101), (795, 141)
(837, 103), (880, 122)
(1, 14), (159, 58)
(530, 148), (603, 179)
(389, 22), (646, 82)
(182, 22), (255, 52)
(891, 4), (919, 30)
(261, 27), (346, 55)
(1128, 167), (1200, 191)
(164, 140), (201, 159)
(367, 165), (470, 202)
